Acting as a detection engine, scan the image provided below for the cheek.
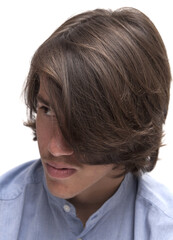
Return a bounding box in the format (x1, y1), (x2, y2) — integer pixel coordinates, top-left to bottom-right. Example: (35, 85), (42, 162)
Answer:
(81, 165), (114, 182)
(36, 114), (51, 151)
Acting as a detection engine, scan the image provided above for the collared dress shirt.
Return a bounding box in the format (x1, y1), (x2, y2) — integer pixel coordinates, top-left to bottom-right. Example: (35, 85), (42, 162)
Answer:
(0, 159), (173, 240)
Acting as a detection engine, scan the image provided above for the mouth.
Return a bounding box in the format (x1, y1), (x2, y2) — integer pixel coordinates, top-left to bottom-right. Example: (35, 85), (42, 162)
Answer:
(45, 163), (77, 179)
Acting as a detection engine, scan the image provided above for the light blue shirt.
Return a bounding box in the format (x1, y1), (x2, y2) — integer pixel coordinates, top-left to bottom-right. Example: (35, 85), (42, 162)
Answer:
(0, 159), (173, 240)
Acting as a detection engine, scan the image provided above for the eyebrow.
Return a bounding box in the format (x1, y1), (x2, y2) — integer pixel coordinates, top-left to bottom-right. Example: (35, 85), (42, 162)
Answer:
(37, 94), (50, 106)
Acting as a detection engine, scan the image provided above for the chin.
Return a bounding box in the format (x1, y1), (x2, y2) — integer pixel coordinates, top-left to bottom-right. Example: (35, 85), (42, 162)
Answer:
(46, 177), (76, 199)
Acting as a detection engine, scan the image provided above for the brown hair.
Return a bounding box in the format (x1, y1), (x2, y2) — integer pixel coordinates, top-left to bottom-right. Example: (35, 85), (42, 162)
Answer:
(24, 7), (171, 175)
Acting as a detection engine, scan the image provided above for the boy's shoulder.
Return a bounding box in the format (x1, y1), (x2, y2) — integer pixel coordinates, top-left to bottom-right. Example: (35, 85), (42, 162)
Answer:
(134, 174), (173, 239)
(0, 159), (43, 200)
(137, 173), (173, 218)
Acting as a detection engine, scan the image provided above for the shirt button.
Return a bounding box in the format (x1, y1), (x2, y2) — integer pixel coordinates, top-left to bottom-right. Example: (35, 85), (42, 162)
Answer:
(63, 204), (71, 212)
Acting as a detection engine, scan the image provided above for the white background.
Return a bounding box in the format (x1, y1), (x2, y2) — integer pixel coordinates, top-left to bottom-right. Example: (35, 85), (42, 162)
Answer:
(0, 0), (172, 192)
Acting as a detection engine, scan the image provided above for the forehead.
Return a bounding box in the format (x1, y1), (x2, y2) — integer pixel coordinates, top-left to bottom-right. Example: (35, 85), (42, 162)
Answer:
(38, 75), (47, 93)
(38, 76), (51, 101)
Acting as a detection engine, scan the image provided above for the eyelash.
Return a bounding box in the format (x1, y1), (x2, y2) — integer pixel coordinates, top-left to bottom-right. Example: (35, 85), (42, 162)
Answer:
(41, 106), (50, 114)
(37, 104), (54, 116)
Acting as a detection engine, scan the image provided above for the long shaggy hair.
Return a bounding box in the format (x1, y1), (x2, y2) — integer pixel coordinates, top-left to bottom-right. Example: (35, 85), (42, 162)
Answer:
(24, 8), (171, 175)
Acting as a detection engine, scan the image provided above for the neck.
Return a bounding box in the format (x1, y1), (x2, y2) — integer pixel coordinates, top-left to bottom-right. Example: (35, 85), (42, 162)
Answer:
(69, 174), (124, 226)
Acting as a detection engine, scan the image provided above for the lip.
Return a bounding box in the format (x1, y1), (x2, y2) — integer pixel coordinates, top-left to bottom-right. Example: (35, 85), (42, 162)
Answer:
(45, 162), (77, 179)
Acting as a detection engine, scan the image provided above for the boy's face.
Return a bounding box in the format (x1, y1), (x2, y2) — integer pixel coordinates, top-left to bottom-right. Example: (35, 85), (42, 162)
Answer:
(36, 78), (124, 202)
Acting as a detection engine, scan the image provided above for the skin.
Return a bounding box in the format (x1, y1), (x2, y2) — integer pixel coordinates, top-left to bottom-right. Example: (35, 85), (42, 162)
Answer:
(36, 77), (124, 225)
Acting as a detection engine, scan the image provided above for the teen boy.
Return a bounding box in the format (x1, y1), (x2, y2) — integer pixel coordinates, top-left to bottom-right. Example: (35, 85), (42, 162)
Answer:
(0, 7), (173, 240)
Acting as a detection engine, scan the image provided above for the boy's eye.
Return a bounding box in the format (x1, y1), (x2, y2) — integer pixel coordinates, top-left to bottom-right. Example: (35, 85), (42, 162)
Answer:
(37, 104), (55, 117)
(41, 106), (52, 116)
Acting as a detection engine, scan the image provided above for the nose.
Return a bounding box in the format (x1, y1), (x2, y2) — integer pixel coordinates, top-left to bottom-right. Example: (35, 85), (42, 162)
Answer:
(48, 128), (74, 157)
